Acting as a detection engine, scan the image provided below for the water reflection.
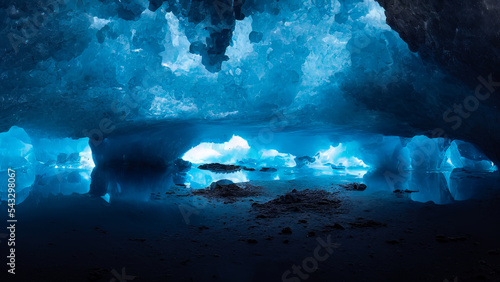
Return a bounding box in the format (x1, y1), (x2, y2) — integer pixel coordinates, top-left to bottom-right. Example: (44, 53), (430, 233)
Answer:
(87, 160), (190, 201)
(363, 169), (500, 204)
(32, 167), (92, 197)
(30, 163), (500, 206)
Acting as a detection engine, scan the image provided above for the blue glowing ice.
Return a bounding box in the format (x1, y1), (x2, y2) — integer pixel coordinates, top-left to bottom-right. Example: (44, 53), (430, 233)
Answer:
(2, 0), (498, 204)
(0, 126), (95, 203)
(0, 126), (35, 203)
(2, 0), (486, 153)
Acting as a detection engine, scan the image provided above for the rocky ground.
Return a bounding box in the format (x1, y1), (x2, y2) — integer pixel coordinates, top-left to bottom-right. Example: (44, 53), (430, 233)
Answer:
(1, 176), (500, 281)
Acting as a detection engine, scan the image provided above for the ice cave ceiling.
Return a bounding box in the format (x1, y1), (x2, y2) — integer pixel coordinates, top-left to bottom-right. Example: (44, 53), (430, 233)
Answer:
(0, 0), (499, 162)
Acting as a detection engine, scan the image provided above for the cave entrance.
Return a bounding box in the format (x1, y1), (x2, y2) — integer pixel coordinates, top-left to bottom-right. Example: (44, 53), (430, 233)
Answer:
(1, 126), (498, 205)
(181, 135), (370, 189)
(178, 134), (498, 205)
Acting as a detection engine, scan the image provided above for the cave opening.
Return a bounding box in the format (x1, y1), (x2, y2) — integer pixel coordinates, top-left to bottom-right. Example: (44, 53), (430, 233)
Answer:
(3, 126), (497, 206)
(2, 0), (500, 280)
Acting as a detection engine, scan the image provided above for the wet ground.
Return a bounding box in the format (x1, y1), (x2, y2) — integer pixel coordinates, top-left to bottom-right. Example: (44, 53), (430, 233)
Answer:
(2, 173), (500, 281)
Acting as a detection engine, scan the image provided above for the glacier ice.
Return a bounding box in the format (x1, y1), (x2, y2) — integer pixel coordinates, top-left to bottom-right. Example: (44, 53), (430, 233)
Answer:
(406, 135), (449, 171)
(182, 134), (496, 175)
(407, 172), (454, 205)
(2, 0), (498, 166)
(1, 123), (495, 204)
(183, 135), (369, 171)
(0, 126), (36, 203)
(31, 136), (94, 198)
(442, 140), (496, 172)
(1, 0), (500, 204)
(30, 136), (94, 168)
(358, 136), (409, 173)
(0, 126), (96, 203)
(360, 135), (497, 204)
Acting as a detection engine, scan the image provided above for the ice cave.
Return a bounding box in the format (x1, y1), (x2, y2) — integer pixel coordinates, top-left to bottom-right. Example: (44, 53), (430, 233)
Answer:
(1, 0), (500, 281)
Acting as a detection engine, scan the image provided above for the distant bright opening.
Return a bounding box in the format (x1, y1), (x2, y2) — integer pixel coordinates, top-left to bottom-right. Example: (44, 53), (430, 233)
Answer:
(183, 135), (250, 164)
(309, 144), (369, 169)
(181, 135), (372, 188)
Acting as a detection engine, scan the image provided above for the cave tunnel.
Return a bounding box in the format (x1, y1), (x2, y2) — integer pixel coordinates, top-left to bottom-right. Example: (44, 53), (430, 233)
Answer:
(1, 0), (500, 281)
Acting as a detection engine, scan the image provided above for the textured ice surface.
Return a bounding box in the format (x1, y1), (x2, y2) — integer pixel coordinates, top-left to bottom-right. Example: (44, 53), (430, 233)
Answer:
(2, 0), (499, 203)
(183, 134), (494, 172)
(2, 0), (496, 164)
(407, 172), (454, 205)
(358, 136), (409, 172)
(406, 135), (449, 171)
(442, 141), (496, 172)
(2, 124), (494, 203)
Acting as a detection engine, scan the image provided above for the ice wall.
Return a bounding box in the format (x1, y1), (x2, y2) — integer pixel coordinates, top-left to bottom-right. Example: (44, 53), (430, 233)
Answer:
(2, 0), (500, 206)
(0, 126), (35, 203)
(443, 141), (496, 172)
(357, 136), (408, 173)
(406, 136), (449, 171)
(30, 136), (93, 168)
(1, 124), (494, 203)
(0, 126), (95, 203)
(183, 134), (495, 172)
(31, 135), (95, 198)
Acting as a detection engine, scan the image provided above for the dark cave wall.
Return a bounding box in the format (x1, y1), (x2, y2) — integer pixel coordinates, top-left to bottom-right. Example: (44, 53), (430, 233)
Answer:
(375, 0), (500, 164)
(375, 0), (500, 85)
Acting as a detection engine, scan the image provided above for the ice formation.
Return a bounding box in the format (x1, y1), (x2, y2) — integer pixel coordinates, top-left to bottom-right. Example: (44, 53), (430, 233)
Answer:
(1, 0), (499, 204)
(442, 141), (496, 171)
(0, 126), (94, 204)
(31, 136), (95, 199)
(2, 0), (498, 156)
(0, 126), (35, 203)
(1, 122), (495, 204)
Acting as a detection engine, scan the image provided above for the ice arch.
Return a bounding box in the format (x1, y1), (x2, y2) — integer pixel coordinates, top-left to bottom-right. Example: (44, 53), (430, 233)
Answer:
(0, 126), (95, 204)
